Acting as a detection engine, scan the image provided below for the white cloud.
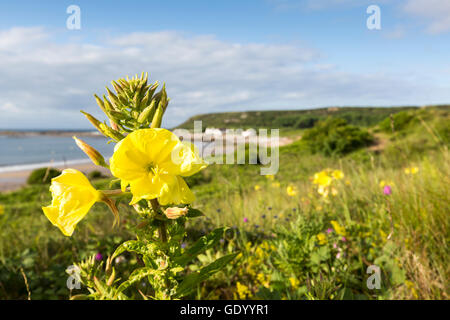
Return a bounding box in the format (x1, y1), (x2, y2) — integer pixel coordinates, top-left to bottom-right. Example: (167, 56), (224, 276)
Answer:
(403, 0), (450, 34)
(0, 27), (448, 129)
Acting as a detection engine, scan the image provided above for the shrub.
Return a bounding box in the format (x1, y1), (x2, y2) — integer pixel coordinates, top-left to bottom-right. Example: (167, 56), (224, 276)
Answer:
(378, 111), (417, 132)
(27, 167), (62, 185)
(301, 118), (374, 156)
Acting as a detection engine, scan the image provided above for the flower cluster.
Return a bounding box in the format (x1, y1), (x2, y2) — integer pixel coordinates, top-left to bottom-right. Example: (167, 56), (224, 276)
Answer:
(40, 73), (234, 300)
(312, 169), (344, 197)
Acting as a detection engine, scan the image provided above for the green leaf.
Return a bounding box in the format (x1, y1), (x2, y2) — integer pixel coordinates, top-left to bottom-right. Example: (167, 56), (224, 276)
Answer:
(186, 208), (205, 218)
(112, 240), (148, 259)
(117, 267), (156, 293)
(176, 253), (238, 297)
(173, 227), (227, 266)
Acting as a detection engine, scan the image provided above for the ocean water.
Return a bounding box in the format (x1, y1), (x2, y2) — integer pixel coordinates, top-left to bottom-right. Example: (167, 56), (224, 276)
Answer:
(0, 135), (115, 173)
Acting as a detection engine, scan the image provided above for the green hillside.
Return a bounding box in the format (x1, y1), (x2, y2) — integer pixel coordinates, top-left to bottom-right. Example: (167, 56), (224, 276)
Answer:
(175, 105), (450, 131)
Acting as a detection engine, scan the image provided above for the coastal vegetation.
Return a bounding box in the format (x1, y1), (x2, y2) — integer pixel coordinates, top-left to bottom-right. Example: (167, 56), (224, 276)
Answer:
(0, 105), (448, 300)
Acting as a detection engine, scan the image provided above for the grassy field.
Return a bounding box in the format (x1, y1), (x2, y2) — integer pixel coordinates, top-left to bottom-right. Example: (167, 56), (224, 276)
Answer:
(0, 106), (448, 300)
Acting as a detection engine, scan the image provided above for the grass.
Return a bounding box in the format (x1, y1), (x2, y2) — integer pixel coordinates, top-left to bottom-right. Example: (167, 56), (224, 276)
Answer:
(0, 106), (448, 299)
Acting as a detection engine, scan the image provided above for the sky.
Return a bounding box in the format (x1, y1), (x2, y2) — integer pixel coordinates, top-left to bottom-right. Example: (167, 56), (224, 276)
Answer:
(0, 0), (449, 129)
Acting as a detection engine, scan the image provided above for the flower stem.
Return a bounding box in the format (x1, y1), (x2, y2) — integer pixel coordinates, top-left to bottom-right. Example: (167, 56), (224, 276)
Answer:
(150, 198), (167, 243)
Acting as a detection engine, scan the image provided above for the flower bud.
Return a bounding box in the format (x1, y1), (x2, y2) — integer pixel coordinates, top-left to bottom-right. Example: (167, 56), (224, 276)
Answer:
(80, 111), (103, 134)
(164, 207), (188, 220)
(73, 136), (108, 167)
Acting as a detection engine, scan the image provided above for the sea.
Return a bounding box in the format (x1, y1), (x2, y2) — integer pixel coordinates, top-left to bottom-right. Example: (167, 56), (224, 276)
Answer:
(0, 134), (115, 173)
(0, 133), (211, 173)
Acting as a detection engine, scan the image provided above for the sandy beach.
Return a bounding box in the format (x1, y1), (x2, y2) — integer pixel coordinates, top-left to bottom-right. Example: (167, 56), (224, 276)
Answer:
(0, 134), (298, 193)
(0, 163), (111, 192)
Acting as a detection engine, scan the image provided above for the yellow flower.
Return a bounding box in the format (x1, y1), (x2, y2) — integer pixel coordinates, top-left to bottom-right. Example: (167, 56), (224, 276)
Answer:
(254, 184), (261, 191)
(332, 170), (344, 180)
(110, 128), (207, 205)
(164, 207), (188, 219)
(289, 277), (300, 289)
(404, 167), (419, 175)
(265, 174), (275, 181)
(271, 181), (281, 188)
(286, 185), (298, 196)
(313, 171), (332, 187)
(42, 169), (101, 236)
(236, 281), (251, 299)
(317, 233), (327, 245)
(330, 220), (346, 237)
(0, 204), (4, 215)
(379, 180), (395, 188)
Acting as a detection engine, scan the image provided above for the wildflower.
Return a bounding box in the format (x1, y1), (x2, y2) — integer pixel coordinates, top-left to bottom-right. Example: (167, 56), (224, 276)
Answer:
(42, 169), (102, 236)
(341, 236), (347, 242)
(265, 175), (275, 181)
(236, 281), (251, 299)
(95, 252), (103, 261)
(330, 220), (347, 237)
(383, 185), (392, 195)
(317, 233), (327, 245)
(181, 242), (187, 249)
(289, 277), (300, 289)
(326, 228), (333, 234)
(219, 238), (225, 244)
(379, 180), (395, 188)
(0, 204), (4, 216)
(243, 217), (249, 223)
(404, 167), (419, 175)
(254, 184), (261, 191)
(333, 243), (338, 249)
(286, 185), (298, 197)
(164, 207), (188, 219)
(313, 171), (332, 187)
(271, 181), (280, 188)
(332, 170), (344, 180)
(261, 214), (266, 219)
(110, 128), (207, 205)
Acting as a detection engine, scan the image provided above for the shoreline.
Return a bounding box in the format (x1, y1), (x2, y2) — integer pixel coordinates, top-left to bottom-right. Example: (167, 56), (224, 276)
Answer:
(0, 162), (111, 192)
(0, 135), (297, 193)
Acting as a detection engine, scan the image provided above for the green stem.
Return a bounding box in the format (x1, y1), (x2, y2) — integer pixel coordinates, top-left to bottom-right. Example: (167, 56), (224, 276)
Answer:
(150, 198), (167, 243)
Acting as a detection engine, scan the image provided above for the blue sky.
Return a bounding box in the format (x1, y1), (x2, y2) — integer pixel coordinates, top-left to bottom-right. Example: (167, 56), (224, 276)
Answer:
(0, 0), (449, 129)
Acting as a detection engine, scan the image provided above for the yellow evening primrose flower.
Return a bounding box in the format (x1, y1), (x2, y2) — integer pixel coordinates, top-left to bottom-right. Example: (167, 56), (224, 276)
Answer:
(254, 184), (261, 191)
(110, 128), (207, 206)
(42, 169), (101, 236)
(286, 185), (298, 197)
